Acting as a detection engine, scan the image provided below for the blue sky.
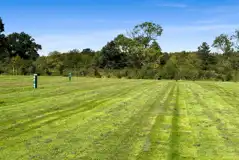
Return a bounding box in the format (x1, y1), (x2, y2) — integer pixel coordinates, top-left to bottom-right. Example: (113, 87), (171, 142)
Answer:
(1, 0), (239, 55)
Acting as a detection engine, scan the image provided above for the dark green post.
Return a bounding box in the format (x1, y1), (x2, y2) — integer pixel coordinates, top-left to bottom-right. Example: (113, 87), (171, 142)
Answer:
(33, 74), (38, 89)
(69, 72), (72, 81)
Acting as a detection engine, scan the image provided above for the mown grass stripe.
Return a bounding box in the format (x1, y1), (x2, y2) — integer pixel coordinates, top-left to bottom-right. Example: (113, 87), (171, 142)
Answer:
(0, 81), (152, 139)
(0, 80), (145, 121)
(7, 82), (160, 160)
(0, 76), (239, 160)
(136, 82), (176, 160)
(188, 82), (238, 159)
(58, 83), (164, 159)
(168, 83), (180, 160)
(0, 80), (156, 154)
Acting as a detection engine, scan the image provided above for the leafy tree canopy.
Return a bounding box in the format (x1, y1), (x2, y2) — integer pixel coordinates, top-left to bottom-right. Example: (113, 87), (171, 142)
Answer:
(7, 32), (42, 60)
(130, 22), (163, 48)
(0, 17), (4, 33)
(212, 34), (233, 55)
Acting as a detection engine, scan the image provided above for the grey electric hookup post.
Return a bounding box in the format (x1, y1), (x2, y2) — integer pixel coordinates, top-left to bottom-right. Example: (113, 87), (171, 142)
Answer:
(33, 74), (38, 89)
(69, 72), (72, 81)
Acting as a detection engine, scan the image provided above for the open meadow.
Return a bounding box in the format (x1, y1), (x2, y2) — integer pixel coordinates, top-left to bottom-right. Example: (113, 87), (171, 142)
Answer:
(0, 76), (238, 160)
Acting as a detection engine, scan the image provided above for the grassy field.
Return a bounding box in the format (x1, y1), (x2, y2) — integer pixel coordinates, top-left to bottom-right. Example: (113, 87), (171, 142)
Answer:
(0, 76), (238, 160)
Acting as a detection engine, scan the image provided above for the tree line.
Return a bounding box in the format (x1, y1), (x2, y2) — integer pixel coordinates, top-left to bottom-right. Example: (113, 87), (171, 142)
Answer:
(0, 17), (239, 81)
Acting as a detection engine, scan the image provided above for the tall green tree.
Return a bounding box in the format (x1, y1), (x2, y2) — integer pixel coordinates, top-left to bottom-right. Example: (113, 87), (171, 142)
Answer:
(0, 17), (7, 61)
(197, 42), (211, 70)
(130, 22), (163, 48)
(10, 55), (23, 75)
(0, 18), (3, 33)
(48, 51), (61, 56)
(212, 34), (233, 55)
(114, 34), (135, 54)
(112, 34), (145, 68)
(100, 41), (127, 69)
(47, 51), (65, 75)
(82, 48), (94, 54)
(198, 42), (211, 55)
(162, 55), (179, 79)
(150, 40), (161, 52)
(68, 49), (80, 54)
(7, 32), (42, 60)
(232, 30), (239, 51)
(34, 56), (51, 75)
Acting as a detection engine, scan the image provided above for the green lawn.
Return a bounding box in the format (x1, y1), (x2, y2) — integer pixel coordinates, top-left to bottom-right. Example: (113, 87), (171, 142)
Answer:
(0, 76), (238, 160)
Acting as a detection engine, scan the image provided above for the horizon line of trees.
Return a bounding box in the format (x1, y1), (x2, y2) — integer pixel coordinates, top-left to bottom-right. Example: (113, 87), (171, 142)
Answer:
(0, 17), (239, 81)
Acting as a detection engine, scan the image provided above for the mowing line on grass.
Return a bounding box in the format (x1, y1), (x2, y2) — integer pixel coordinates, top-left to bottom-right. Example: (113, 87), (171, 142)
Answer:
(136, 82), (176, 160)
(60, 82), (169, 160)
(188, 82), (238, 159)
(0, 81), (159, 159)
(0, 80), (148, 127)
(176, 82), (198, 159)
(0, 81), (151, 140)
(98, 82), (174, 160)
(0, 79), (137, 107)
(22, 82), (160, 160)
(168, 83), (180, 160)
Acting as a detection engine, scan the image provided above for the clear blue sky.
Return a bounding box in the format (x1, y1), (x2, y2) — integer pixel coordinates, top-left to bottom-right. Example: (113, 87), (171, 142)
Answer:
(1, 0), (239, 55)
